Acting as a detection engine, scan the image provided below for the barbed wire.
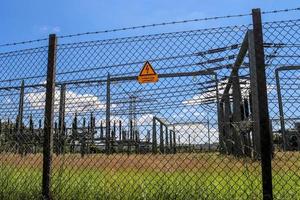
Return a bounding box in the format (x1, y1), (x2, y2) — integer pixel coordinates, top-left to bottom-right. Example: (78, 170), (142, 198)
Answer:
(0, 38), (48, 48)
(262, 7), (300, 14)
(55, 7), (300, 40)
(57, 13), (251, 39)
(0, 7), (299, 49)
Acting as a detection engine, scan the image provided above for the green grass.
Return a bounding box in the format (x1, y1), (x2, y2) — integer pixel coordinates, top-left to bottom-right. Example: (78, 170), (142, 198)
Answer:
(1, 153), (300, 200)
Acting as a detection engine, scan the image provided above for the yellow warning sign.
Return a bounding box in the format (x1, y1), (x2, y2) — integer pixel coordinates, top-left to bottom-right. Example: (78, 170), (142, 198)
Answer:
(138, 61), (158, 84)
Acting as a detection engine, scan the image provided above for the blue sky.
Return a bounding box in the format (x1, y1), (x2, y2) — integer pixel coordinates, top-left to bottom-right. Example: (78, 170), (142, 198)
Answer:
(0, 0), (299, 143)
(1, 0), (300, 44)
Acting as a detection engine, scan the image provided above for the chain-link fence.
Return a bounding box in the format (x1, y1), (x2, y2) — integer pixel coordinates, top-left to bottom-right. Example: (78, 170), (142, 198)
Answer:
(0, 8), (300, 200)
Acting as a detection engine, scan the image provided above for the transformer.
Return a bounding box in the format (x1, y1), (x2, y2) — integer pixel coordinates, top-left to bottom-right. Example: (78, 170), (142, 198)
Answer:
(284, 122), (300, 151)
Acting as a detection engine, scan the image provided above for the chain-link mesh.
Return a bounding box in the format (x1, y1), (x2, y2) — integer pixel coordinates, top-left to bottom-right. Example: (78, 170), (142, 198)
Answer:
(0, 9), (300, 200)
(263, 18), (300, 199)
(0, 46), (49, 199)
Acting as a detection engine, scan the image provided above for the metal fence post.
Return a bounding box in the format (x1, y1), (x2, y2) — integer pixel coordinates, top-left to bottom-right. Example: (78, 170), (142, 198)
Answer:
(169, 128), (172, 152)
(42, 34), (57, 199)
(119, 120), (122, 141)
(160, 123), (164, 153)
(58, 84), (66, 154)
(106, 74), (111, 154)
(165, 126), (169, 153)
(250, 8), (273, 200)
(172, 130), (176, 153)
(206, 117), (210, 151)
(152, 118), (157, 154)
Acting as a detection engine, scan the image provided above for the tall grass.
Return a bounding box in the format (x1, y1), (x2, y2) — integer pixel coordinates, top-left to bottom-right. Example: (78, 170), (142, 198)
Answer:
(1, 152), (300, 199)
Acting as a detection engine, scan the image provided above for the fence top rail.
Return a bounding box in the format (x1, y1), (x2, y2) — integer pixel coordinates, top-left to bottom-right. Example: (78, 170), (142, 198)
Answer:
(0, 69), (215, 91)
(153, 116), (169, 127)
(110, 70), (215, 82)
(275, 65), (300, 72)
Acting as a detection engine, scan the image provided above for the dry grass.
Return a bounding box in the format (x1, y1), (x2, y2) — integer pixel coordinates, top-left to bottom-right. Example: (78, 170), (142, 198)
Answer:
(1, 151), (299, 173)
(1, 151), (300, 199)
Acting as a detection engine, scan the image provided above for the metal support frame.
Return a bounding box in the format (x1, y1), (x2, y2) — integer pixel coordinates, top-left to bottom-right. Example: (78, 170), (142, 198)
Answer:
(275, 65), (300, 151)
(172, 130), (176, 153)
(17, 80), (25, 155)
(207, 116), (211, 151)
(17, 80), (24, 132)
(215, 72), (226, 154)
(109, 69), (215, 155)
(81, 118), (86, 157)
(221, 32), (249, 102)
(100, 121), (104, 138)
(169, 130), (173, 152)
(119, 120), (122, 141)
(219, 31), (249, 157)
(275, 68), (286, 151)
(152, 118), (157, 154)
(232, 69), (244, 156)
(223, 93), (232, 154)
(165, 125), (169, 153)
(159, 122), (164, 153)
(153, 116), (169, 154)
(217, 10), (273, 197)
(58, 84), (66, 154)
(243, 98), (252, 157)
(218, 101), (226, 153)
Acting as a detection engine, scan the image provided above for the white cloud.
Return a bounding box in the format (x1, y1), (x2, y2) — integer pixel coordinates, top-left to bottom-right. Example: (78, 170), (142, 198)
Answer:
(39, 25), (61, 33)
(183, 79), (275, 106)
(137, 113), (154, 126)
(39, 25), (48, 32)
(25, 89), (113, 114)
(133, 114), (217, 144)
(95, 114), (155, 128)
(52, 26), (61, 33)
(172, 123), (218, 144)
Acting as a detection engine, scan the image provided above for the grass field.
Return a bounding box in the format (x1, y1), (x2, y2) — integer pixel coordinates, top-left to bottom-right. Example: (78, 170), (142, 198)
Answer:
(1, 152), (300, 200)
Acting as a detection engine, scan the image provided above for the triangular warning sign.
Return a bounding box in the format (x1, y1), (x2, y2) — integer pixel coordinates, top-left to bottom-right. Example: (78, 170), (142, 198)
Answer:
(138, 61), (158, 84)
(139, 61), (157, 76)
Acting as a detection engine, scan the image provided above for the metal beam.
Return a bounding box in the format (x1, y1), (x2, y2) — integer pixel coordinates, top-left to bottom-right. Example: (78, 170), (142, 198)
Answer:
(58, 84), (66, 154)
(221, 32), (249, 102)
(275, 66), (300, 151)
